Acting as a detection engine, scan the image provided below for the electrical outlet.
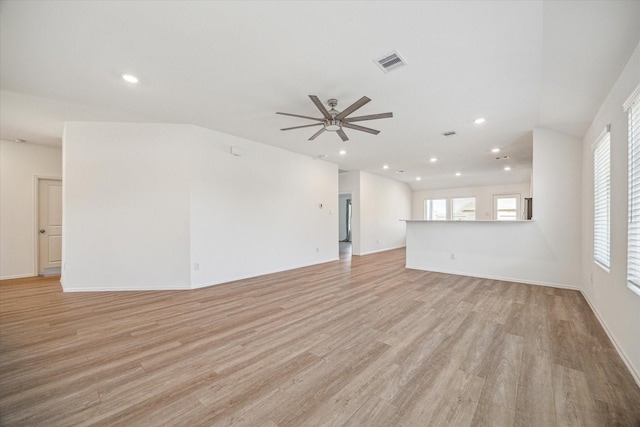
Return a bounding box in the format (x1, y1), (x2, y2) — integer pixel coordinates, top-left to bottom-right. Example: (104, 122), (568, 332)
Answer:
(194, 262), (200, 271)
(450, 253), (455, 260)
(316, 247), (319, 253)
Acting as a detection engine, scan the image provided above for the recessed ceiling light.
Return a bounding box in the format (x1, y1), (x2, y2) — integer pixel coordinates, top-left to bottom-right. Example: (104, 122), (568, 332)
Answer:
(474, 118), (486, 124)
(416, 177), (421, 181)
(14, 138), (26, 143)
(455, 172), (461, 176)
(382, 164), (389, 169)
(339, 150), (346, 155)
(121, 73), (139, 83)
(491, 148), (500, 153)
(430, 157), (437, 162)
(504, 166), (511, 171)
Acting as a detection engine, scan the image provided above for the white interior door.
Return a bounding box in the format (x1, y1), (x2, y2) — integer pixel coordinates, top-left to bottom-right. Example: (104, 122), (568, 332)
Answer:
(38, 179), (62, 274)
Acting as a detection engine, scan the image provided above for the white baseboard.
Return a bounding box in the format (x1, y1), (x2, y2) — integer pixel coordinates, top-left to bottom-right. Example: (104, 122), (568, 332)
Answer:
(356, 245), (406, 256)
(579, 290), (640, 388)
(62, 284), (190, 292)
(191, 257), (340, 289)
(404, 265), (581, 291)
(0, 273), (36, 280)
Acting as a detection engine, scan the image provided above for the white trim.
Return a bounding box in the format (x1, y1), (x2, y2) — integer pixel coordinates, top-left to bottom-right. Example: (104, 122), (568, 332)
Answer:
(403, 265), (580, 290)
(580, 290), (640, 388)
(623, 83), (640, 111)
(0, 273), (37, 280)
(62, 257), (342, 292)
(357, 245), (406, 256)
(402, 219), (534, 223)
(63, 285), (191, 292)
(190, 257), (340, 289)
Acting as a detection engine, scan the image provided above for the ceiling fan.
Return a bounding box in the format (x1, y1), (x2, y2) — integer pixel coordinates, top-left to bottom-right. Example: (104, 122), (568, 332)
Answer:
(276, 95), (393, 141)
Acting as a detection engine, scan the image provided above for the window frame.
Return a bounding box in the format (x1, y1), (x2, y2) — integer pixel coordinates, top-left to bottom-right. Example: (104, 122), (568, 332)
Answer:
(493, 193), (521, 221)
(451, 196), (476, 221)
(423, 198), (448, 221)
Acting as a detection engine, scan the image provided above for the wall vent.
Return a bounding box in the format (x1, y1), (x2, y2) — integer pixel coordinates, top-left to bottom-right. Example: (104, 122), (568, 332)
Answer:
(374, 50), (407, 73)
(442, 131), (456, 137)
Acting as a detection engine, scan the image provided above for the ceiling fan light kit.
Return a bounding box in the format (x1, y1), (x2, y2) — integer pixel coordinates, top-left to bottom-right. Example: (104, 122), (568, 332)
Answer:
(277, 95), (393, 142)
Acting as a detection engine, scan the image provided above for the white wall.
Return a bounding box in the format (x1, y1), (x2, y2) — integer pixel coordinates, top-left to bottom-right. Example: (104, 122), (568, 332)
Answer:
(0, 140), (62, 279)
(411, 182), (531, 220)
(406, 220), (555, 284)
(580, 40), (640, 383)
(406, 127), (582, 289)
(62, 123), (192, 290)
(359, 171), (412, 255)
(339, 171), (411, 256)
(62, 122), (338, 291)
(188, 126), (338, 287)
(531, 128), (583, 286)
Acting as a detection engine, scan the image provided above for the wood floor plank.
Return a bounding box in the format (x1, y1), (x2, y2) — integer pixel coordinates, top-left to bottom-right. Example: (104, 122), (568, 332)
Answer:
(1, 248), (639, 426)
(552, 364), (599, 427)
(514, 352), (556, 426)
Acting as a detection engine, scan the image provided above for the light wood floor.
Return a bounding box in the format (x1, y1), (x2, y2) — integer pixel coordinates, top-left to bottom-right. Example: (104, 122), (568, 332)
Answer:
(1, 249), (639, 426)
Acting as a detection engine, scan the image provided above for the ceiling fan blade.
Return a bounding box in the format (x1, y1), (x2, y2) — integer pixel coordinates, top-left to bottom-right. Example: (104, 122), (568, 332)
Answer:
(309, 95), (332, 120)
(281, 123), (324, 131)
(276, 112), (324, 122)
(309, 127), (326, 141)
(342, 122), (380, 135)
(336, 129), (349, 141)
(335, 96), (371, 120)
(344, 112), (393, 123)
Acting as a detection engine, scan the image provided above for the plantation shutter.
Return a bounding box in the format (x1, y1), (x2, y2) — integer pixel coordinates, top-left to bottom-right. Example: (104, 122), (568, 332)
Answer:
(593, 126), (610, 269)
(625, 86), (640, 293)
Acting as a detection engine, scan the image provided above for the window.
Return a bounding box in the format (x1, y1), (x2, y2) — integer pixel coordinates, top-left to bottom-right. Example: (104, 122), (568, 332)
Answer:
(626, 86), (640, 295)
(494, 194), (520, 221)
(452, 197), (476, 221)
(593, 126), (611, 270)
(424, 198), (447, 220)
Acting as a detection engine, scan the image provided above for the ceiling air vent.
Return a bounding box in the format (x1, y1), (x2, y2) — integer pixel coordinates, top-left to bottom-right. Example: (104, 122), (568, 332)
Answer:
(442, 131), (456, 137)
(374, 50), (407, 73)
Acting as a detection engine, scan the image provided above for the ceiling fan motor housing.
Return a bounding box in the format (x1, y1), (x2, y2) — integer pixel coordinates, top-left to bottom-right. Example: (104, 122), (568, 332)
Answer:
(325, 119), (341, 131)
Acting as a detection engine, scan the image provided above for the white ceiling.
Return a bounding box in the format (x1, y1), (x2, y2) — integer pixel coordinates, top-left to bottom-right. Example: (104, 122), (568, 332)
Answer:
(1, 0), (639, 190)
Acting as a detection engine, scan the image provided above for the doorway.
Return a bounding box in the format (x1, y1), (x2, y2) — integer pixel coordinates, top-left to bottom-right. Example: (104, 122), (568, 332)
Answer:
(37, 178), (62, 275)
(339, 193), (352, 258)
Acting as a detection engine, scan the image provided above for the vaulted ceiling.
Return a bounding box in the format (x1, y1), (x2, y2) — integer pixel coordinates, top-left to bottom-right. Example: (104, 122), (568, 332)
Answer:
(1, 1), (639, 190)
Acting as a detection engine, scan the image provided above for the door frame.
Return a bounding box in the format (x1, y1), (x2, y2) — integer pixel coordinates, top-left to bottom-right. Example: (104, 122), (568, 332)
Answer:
(33, 175), (62, 276)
